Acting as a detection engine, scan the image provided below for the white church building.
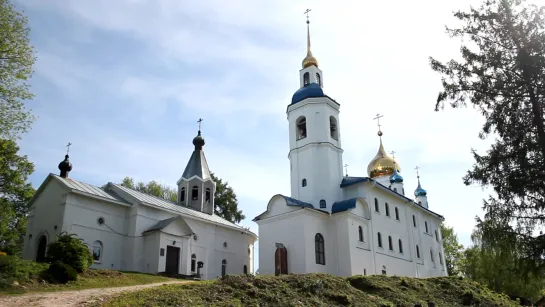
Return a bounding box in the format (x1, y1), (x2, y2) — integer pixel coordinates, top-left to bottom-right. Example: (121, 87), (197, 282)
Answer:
(22, 130), (257, 280)
(254, 17), (447, 278)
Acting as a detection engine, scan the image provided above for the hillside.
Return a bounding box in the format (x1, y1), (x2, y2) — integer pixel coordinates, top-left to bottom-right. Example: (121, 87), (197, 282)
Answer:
(101, 273), (519, 306)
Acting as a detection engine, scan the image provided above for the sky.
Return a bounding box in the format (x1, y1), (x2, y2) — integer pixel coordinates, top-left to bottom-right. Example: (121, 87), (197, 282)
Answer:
(16, 0), (503, 270)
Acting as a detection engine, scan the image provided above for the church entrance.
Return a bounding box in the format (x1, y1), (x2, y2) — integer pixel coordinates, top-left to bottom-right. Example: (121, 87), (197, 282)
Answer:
(36, 236), (47, 263)
(274, 247), (288, 276)
(165, 246), (180, 275)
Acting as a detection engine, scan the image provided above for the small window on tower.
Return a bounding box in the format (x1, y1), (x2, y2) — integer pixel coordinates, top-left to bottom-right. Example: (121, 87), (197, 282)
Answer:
(205, 188), (211, 202)
(302, 178), (307, 187)
(296, 116), (307, 140)
(316, 73), (321, 86)
(319, 199), (326, 208)
(180, 187), (186, 203)
(329, 116), (338, 140)
(192, 186), (199, 200)
(303, 72), (310, 85)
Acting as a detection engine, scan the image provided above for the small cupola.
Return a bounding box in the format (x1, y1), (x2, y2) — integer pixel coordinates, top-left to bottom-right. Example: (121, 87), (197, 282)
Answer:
(414, 166), (428, 208)
(58, 142), (73, 178)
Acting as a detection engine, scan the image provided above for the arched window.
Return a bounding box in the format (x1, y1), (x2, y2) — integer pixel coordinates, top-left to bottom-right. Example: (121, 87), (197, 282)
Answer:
(316, 73), (321, 86)
(296, 116), (307, 140)
(439, 253), (443, 265)
(221, 259), (227, 277)
(388, 236), (393, 250)
(430, 249), (434, 262)
(374, 198), (379, 212)
(425, 221), (429, 233)
(92, 240), (103, 262)
(329, 116), (338, 140)
(385, 203), (390, 217)
(180, 187), (186, 202)
(36, 235), (47, 263)
(402, 188), (405, 195)
(302, 178), (307, 187)
(319, 199), (326, 208)
(435, 230), (439, 241)
(358, 226), (364, 242)
(382, 266), (387, 275)
(412, 215), (416, 227)
(398, 239), (403, 254)
(377, 232), (383, 248)
(192, 186), (199, 200)
(395, 207), (399, 220)
(394, 188), (397, 193)
(315, 233), (325, 265)
(303, 72), (310, 85)
(191, 254), (196, 272)
(416, 245), (420, 258)
(205, 188), (211, 202)
(243, 264), (248, 274)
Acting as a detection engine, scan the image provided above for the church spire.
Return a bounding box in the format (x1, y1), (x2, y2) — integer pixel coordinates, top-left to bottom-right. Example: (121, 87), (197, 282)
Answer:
(302, 8), (318, 69)
(182, 118), (211, 180)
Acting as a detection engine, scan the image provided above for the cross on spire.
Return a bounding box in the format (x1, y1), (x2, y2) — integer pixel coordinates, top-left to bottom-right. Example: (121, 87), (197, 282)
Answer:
(390, 150), (396, 159)
(197, 118), (203, 131)
(414, 166), (421, 179)
(66, 142), (72, 155)
(344, 164), (349, 177)
(373, 113), (384, 138)
(304, 8), (311, 23)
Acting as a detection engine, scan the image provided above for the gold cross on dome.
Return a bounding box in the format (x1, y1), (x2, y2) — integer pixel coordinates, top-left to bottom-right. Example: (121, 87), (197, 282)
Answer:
(66, 142), (72, 155)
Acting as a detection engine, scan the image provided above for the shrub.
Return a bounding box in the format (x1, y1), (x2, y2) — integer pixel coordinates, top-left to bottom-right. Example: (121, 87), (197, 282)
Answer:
(42, 261), (77, 284)
(46, 232), (93, 273)
(0, 255), (48, 289)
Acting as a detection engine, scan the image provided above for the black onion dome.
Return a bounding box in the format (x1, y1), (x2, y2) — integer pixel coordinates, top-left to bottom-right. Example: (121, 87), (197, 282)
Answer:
(193, 131), (205, 150)
(58, 155), (73, 172)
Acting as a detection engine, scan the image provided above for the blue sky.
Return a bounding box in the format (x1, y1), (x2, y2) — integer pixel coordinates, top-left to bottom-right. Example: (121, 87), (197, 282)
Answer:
(16, 0), (503, 268)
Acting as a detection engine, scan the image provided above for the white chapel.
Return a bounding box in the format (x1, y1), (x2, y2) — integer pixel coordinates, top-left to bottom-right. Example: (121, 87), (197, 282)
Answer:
(22, 130), (257, 280)
(254, 17), (447, 278)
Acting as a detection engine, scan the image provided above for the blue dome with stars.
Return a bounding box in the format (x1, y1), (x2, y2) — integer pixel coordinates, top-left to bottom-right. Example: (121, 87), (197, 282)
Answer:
(390, 169), (403, 183)
(291, 83), (324, 104)
(414, 183), (427, 197)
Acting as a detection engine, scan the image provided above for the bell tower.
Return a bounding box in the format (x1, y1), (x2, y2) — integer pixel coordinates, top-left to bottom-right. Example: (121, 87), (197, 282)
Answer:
(286, 9), (343, 211)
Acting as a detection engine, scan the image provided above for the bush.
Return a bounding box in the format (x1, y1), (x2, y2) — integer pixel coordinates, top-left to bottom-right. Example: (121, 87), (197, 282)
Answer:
(42, 261), (77, 284)
(0, 255), (48, 289)
(46, 232), (93, 273)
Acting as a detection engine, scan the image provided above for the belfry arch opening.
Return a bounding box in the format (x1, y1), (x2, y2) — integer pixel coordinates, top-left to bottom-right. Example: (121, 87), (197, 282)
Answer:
(296, 116), (307, 140)
(303, 72), (310, 86)
(329, 116), (338, 140)
(316, 73), (321, 86)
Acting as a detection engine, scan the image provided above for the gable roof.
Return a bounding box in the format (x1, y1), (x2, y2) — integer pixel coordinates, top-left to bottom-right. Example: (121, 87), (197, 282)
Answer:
(253, 194), (328, 221)
(143, 216), (193, 234)
(109, 183), (256, 236)
(340, 176), (444, 220)
(331, 198), (359, 214)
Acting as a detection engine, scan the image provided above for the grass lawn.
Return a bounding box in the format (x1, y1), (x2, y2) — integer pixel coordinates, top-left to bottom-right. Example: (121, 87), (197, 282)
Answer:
(100, 273), (520, 307)
(1, 266), (174, 296)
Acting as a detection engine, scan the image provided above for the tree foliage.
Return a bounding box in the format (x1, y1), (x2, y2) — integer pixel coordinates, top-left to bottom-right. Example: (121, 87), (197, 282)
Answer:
(440, 224), (465, 276)
(0, 139), (34, 255)
(461, 219), (545, 302)
(46, 232), (93, 273)
(118, 172), (245, 223)
(0, 0), (36, 140)
(430, 0), (545, 267)
(119, 177), (177, 202)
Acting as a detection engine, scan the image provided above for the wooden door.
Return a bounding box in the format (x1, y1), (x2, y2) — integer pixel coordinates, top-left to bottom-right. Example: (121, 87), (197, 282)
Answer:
(165, 246), (180, 275)
(36, 236), (47, 263)
(274, 247), (288, 276)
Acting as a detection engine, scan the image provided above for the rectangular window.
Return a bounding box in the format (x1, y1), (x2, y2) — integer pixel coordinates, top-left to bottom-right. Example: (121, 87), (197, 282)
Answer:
(374, 198), (379, 212)
(395, 207), (399, 220)
(385, 203), (390, 216)
(412, 215), (416, 227)
(159, 248), (165, 256)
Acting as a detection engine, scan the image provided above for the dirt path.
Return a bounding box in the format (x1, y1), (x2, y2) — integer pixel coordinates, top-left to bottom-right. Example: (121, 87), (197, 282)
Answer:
(0, 280), (190, 307)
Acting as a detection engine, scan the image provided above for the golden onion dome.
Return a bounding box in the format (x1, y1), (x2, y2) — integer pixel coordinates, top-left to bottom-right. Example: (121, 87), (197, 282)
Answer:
(367, 140), (401, 178)
(302, 51), (318, 69)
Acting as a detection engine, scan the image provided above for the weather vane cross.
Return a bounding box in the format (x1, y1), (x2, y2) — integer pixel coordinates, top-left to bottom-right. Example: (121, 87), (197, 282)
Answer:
(197, 118), (203, 131)
(66, 142), (72, 155)
(344, 164), (349, 177)
(304, 8), (311, 22)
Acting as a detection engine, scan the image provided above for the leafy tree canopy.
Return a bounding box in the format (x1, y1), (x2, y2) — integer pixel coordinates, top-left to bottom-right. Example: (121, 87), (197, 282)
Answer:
(440, 224), (465, 276)
(430, 0), (545, 267)
(0, 0), (36, 140)
(118, 172), (245, 223)
(0, 139), (34, 255)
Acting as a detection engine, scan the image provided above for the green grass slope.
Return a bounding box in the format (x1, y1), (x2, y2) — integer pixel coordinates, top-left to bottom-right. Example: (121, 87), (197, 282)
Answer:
(102, 273), (519, 307)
